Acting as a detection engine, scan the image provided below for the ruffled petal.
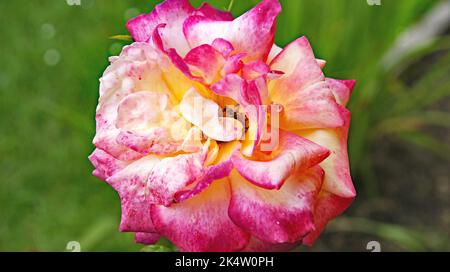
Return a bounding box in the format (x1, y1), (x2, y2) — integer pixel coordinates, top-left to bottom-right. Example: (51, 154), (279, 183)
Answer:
(326, 78), (356, 107)
(232, 131), (330, 189)
(115, 91), (190, 155)
(174, 141), (240, 202)
(89, 148), (128, 181)
(107, 156), (161, 232)
(302, 191), (354, 245)
(127, 0), (194, 55)
(184, 0), (281, 62)
(135, 232), (161, 245)
(212, 38), (234, 58)
(194, 3), (233, 21)
(127, 0), (232, 56)
(297, 107), (356, 197)
(174, 160), (233, 202)
(107, 143), (210, 229)
(115, 91), (169, 131)
(229, 166), (324, 244)
(242, 61), (271, 81)
(222, 53), (245, 75)
(94, 43), (173, 161)
(116, 130), (181, 156)
(154, 27), (244, 85)
(211, 75), (268, 156)
(180, 88), (243, 142)
(147, 146), (208, 206)
(211, 73), (244, 103)
(184, 44), (225, 84)
(180, 126), (204, 153)
(211, 74), (269, 106)
(269, 37), (344, 129)
(267, 44), (283, 63)
(240, 103), (267, 157)
(152, 178), (250, 252)
(119, 201), (156, 233)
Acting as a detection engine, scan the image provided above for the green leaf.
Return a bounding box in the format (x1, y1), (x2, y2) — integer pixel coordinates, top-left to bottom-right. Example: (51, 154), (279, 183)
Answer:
(141, 238), (177, 252)
(141, 245), (174, 252)
(110, 35), (132, 41)
(396, 131), (450, 160)
(330, 217), (427, 251)
(376, 111), (450, 135)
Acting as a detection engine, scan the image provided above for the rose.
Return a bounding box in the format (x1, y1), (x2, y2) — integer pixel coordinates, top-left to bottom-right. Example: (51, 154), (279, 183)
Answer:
(89, 0), (356, 252)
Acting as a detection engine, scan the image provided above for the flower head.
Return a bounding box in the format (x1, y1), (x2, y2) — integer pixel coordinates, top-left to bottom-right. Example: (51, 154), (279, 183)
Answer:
(90, 0), (356, 252)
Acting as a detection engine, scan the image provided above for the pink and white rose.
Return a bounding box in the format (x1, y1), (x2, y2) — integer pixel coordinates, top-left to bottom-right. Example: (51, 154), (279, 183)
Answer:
(89, 0), (356, 252)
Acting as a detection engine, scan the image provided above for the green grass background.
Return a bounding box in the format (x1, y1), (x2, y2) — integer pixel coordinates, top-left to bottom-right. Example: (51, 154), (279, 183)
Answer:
(0, 0), (448, 251)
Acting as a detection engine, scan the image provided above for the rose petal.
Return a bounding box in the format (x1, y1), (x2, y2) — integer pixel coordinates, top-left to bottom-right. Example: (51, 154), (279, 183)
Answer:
(240, 103), (267, 157)
(297, 107), (356, 197)
(268, 44), (328, 72)
(211, 73), (245, 103)
(127, 0), (194, 56)
(242, 61), (271, 81)
(107, 143), (210, 222)
(232, 131), (330, 189)
(154, 28), (242, 85)
(339, 79), (356, 91)
(326, 78), (356, 107)
(184, 0), (281, 62)
(184, 44), (225, 84)
(316, 59), (327, 69)
(94, 43), (175, 161)
(152, 178), (250, 252)
(135, 232), (161, 245)
(267, 44), (283, 63)
(302, 191), (354, 245)
(174, 141), (240, 202)
(269, 37), (344, 129)
(229, 166), (324, 244)
(120, 201), (156, 233)
(107, 156), (161, 232)
(211, 75), (268, 156)
(127, 0), (232, 56)
(221, 53), (245, 75)
(212, 74), (269, 106)
(95, 48), (149, 160)
(194, 3), (233, 21)
(180, 126), (204, 153)
(212, 38), (234, 58)
(115, 91), (190, 155)
(239, 78), (268, 156)
(116, 130), (181, 156)
(89, 148), (129, 181)
(180, 88), (243, 142)
(115, 91), (169, 132)
(147, 146), (208, 206)
(174, 160), (233, 203)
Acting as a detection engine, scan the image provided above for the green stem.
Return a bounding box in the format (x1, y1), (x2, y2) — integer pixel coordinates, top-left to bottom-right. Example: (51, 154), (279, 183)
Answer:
(227, 0), (235, 12)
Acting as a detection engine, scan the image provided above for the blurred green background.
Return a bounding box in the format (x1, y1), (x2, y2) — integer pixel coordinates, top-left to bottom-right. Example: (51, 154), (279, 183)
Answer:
(0, 0), (449, 251)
